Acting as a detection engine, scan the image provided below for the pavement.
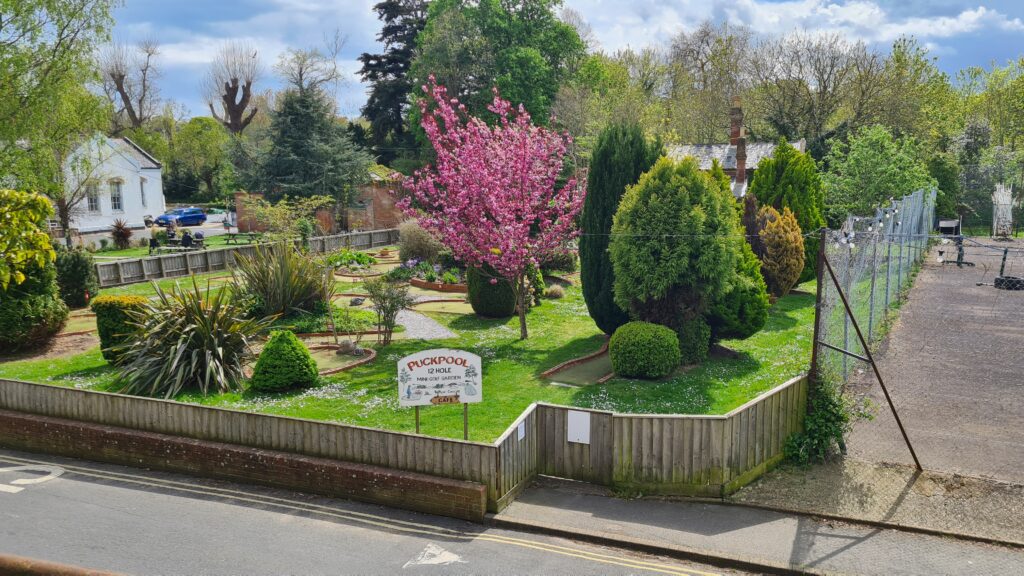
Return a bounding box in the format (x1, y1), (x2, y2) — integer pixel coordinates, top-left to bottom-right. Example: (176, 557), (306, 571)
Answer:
(846, 240), (1024, 484)
(0, 449), (739, 576)
(493, 477), (1024, 576)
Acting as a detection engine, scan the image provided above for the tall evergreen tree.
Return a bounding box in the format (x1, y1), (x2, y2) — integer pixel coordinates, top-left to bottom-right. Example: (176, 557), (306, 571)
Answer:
(261, 88), (372, 210)
(580, 123), (661, 334)
(358, 0), (428, 163)
(749, 140), (825, 281)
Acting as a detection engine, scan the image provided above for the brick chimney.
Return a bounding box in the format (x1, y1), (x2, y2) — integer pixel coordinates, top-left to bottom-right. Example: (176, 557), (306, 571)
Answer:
(729, 96), (744, 145)
(730, 97), (747, 185)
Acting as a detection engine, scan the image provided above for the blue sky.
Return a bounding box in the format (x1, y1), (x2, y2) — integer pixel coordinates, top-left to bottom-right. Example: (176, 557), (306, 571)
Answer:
(111, 0), (1024, 119)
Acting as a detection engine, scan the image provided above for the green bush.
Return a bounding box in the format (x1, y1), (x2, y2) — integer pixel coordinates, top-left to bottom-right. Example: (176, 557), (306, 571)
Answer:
(609, 321), (680, 379)
(749, 140), (825, 281)
(91, 294), (150, 363)
(0, 261), (68, 353)
(707, 240), (770, 342)
(467, 265), (516, 318)
(250, 330), (319, 392)
(115, 279), (273, 397)
(760, 206), (805, 298)
(677, 317), (711, 365)
(55, 246), (99, 308)
(540, 250), (577, 273)
(610, 156), (739, 365)
(784, 377), (869, 465)
(527, 265), (544, 307)
(398, 220), (444, 263)
(231, 245), (330, 318)
(581, 122), (662, 335)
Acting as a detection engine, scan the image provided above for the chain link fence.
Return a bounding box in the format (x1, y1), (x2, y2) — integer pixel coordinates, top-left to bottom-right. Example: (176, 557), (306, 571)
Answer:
(816, 189), (937, 384)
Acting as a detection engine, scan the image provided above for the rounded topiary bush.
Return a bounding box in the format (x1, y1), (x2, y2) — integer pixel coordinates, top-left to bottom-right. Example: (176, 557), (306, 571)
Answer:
(466, 265), (516, 318)
(55, 246), (99, 308)
(0, 262), (69, 353)
(91, 294), (149, 363)
(609, 321), (681, 379)
(678, 317), (711, 365)
(250, 330), (318, 392)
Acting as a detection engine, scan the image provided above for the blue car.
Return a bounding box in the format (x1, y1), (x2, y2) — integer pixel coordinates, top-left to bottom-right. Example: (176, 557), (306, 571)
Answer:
(155, 207), (206, 227)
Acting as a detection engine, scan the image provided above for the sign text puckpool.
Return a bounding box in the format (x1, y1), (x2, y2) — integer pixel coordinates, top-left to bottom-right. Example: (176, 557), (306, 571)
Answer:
(397, 349), (482, 407)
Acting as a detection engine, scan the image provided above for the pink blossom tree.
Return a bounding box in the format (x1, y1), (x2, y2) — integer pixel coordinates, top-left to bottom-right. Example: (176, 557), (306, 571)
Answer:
(399, 77), (585, 339)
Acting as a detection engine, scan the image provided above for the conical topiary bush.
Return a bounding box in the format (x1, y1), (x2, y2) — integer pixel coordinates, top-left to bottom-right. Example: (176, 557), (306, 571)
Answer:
(250, 330), (319, 392)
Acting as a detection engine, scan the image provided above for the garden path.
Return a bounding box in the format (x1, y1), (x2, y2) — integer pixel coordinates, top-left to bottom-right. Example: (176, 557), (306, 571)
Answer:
(396, 309), (456, 340)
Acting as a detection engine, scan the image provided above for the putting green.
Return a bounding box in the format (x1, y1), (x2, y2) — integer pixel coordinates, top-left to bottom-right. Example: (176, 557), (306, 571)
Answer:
(545, 352), (612, 386)
(61, 315), (97, 334)
(412, 300), (473, 315)
(309, 347), (374, 372)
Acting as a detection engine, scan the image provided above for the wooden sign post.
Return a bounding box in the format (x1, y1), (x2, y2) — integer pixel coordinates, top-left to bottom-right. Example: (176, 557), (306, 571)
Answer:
(398, 349), (482, 439)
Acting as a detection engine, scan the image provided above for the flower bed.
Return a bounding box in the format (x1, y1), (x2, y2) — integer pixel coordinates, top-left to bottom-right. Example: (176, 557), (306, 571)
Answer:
(386, 259), (466, 292)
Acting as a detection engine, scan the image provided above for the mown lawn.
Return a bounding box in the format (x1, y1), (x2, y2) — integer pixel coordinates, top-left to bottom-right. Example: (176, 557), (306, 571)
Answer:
(0, 282), (815, 442)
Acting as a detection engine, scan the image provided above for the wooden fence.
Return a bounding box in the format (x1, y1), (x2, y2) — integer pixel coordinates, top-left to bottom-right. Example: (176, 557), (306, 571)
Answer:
(0, 374), (805, 509)
(94, 229), (399, 288)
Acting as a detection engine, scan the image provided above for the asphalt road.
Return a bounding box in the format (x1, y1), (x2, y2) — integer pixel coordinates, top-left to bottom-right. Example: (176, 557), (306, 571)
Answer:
(0, 449), (741, 576)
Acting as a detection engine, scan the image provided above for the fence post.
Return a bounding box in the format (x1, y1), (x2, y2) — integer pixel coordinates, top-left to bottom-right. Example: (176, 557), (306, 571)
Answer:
(896, 217), (904, 295)
(808, 228), (828, 394)
(868, 226), (879, 340)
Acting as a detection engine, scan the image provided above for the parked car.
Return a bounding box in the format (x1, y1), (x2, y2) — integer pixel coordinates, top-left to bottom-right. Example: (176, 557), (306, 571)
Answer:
(155, 207), (206, 227)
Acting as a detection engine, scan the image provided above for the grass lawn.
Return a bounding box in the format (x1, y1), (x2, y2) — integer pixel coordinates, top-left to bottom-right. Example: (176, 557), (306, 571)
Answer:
(0, 282), (814, 442)
(93, 234), (238, 259)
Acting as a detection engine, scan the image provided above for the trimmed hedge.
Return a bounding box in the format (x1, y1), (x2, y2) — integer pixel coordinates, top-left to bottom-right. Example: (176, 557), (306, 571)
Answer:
(91, 294), (149, 363)
(609, 321), (680, 379)
(467, 265), (516, 318)
(249, 330), (318, 392)
(55, 246), (99, 308)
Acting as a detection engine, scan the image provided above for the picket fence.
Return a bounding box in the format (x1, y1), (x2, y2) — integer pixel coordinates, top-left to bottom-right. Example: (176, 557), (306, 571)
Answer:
(94, 229), (399, 288)
(0, 374), (805, 510)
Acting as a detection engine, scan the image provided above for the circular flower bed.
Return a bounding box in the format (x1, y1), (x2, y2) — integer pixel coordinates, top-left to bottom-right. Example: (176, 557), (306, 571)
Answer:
(387, 259), (466, 292)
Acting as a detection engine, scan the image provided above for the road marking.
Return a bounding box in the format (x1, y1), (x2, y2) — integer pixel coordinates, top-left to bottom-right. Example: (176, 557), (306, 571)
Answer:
(402, 543), (466, 568)
(0, 454), (717, 576)
(0, 464), (64, 494)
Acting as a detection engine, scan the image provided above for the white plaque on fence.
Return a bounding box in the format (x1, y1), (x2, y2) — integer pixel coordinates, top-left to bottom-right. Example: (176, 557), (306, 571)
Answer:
(398, 349), (482, 407)
(567, 410), (591, 444)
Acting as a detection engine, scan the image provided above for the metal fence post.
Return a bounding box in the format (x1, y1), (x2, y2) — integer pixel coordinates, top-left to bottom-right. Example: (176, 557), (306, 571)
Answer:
(868, 227), (879, 340)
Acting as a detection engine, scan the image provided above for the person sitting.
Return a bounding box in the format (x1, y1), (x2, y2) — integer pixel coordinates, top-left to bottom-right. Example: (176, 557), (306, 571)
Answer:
(180, 229), (194, 249)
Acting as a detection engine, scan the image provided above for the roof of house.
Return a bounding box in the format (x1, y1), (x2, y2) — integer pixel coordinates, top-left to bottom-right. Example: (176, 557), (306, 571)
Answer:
(665, 140), (805, 171)
(111, 136), (162, 170)
(368, 163), (399, 182)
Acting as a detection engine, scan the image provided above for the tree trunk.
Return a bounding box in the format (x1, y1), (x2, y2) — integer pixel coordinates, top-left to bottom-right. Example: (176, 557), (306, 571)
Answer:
(517, 274), (529, 340)
(57, 198), (73, 248)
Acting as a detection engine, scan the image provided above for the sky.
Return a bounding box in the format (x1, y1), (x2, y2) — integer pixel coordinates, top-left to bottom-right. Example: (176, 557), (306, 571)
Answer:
(110, 0), (1024, 120)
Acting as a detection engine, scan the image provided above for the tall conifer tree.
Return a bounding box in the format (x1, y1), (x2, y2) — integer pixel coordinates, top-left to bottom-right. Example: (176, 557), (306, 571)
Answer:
(580, 123), (661, 334)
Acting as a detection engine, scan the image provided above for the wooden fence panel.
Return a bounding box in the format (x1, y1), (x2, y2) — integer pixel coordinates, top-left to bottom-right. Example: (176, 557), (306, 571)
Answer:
(94, 229), (399, 287)
(0, 378), (500, 502)
(535, 404), (613, 484)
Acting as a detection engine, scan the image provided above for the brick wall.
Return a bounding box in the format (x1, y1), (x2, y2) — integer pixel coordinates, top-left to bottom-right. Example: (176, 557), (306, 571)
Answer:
(0, 409), (487, 522)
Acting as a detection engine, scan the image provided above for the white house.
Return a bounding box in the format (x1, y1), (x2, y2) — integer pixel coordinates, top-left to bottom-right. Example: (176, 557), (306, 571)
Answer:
(63, 134), (165, 247)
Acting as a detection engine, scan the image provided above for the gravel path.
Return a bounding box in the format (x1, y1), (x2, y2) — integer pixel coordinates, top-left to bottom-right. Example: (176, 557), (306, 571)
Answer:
(396, 309), (456, 340)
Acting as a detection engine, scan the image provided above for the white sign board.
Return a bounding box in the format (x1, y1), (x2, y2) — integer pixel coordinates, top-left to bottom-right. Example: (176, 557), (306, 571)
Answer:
(398, 349), (482, 407)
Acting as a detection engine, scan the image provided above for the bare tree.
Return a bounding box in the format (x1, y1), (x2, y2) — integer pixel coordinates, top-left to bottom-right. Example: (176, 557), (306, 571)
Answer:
(746, 32), (885, 150)
(100, 40), (161, 132)
(275, 31), (345, 95)
(668, 21), (751, 143)
(203, 41), (262, 134)
(560, 7), (597, 51)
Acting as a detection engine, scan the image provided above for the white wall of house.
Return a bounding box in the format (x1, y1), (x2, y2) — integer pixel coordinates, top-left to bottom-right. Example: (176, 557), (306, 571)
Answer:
(66, 136), (165, 247)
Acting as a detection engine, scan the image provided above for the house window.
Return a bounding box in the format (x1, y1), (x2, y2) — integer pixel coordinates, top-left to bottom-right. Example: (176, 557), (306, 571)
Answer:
(110, 180), (123, 211)
(140, 178), (147, 208)
(87, 183), (100, 212)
